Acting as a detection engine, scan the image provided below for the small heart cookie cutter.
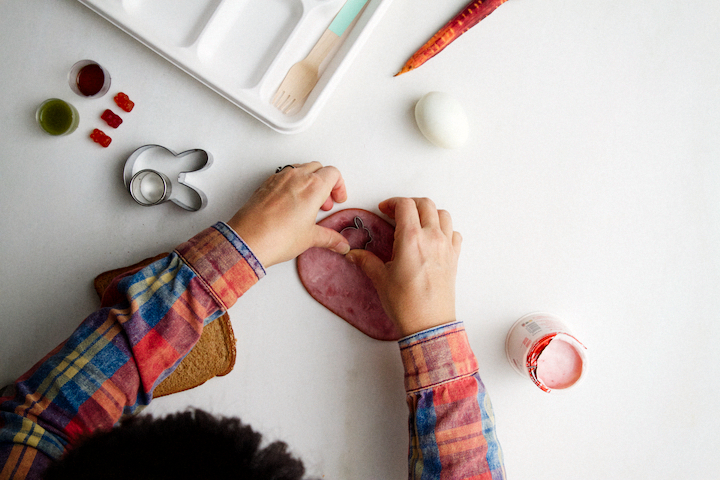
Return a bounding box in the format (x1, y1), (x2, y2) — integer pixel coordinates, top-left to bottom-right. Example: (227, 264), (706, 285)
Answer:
(123, 144), (212, 211)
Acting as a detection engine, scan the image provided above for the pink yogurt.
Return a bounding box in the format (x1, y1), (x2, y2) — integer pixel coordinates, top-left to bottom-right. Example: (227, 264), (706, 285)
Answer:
(505, 312), (587, 392)
(536, 337), (584, 389)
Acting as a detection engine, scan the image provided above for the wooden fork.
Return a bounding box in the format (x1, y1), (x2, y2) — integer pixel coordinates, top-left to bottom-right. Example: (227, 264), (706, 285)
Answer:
(272, 29), (341, 115)
(272, 0), (368, 115)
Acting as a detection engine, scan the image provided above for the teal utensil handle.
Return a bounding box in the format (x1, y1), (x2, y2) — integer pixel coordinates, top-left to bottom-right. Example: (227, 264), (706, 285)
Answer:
(329, 0), (369, 36)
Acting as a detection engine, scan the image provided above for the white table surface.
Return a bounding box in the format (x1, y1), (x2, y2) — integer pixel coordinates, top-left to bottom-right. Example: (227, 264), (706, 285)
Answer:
(2, 1), (719, 478)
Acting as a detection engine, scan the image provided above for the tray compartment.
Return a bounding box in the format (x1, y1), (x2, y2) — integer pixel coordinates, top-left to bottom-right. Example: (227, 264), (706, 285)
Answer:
(121, 0), (222, 47)
(196, 0), (304, 90)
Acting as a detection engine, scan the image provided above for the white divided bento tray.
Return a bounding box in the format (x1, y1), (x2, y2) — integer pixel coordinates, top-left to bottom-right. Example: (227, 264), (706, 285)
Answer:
(77, 0), (393, 133)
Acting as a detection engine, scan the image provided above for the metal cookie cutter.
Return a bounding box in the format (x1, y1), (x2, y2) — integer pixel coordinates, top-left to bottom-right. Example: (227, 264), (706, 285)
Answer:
(340, 216), (373, 250)
(123, 144), (212, 211)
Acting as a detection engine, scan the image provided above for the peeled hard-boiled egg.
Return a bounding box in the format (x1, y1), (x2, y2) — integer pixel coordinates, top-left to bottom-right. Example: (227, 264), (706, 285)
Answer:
(414, 92), (469, 149)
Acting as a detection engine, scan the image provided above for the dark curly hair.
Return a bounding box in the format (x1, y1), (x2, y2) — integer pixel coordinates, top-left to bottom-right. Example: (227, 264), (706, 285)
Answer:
(43, 409), (306, 480)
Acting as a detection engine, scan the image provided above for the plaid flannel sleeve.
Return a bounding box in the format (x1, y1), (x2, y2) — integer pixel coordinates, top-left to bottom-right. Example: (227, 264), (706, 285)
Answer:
(0, 222), (264, 480)
(400, 321), (506, 480)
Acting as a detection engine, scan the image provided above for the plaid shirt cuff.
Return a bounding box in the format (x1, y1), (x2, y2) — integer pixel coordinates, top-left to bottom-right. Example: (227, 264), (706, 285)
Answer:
(399, 322), (479, 393)
(174, 222), (265, 312)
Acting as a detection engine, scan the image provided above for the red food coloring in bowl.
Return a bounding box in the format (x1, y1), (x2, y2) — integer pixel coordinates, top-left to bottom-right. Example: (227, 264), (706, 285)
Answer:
(76, 64), (105, 96)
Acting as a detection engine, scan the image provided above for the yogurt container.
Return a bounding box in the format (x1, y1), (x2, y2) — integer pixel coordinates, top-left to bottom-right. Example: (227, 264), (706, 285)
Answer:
(505, 312), (587, 393)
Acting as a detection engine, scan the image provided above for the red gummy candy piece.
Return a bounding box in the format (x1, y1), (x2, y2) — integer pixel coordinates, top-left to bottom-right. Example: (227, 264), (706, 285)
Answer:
(101, 109), (123, 128)
(90, 128), (112, 147)
(114, 92), (134, 112)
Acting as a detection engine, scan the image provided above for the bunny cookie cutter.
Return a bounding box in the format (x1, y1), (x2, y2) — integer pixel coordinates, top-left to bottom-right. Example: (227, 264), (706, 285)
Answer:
(340, 216), (373, 250)
(123, 144), (212, 211)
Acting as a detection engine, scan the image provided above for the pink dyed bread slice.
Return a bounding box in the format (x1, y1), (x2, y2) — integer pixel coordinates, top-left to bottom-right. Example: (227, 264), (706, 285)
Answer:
(297, 209), (401, 341)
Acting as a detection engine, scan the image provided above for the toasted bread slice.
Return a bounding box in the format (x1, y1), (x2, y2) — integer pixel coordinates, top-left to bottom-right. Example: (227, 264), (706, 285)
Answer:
(93, 253), (236, 398)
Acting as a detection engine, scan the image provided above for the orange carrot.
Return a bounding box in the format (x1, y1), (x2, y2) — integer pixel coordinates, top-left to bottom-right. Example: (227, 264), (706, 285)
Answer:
(395, 0), (509, 76)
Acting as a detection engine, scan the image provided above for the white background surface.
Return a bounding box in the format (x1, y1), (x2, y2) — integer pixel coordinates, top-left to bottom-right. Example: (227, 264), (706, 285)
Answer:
(1, 0), (719, 478)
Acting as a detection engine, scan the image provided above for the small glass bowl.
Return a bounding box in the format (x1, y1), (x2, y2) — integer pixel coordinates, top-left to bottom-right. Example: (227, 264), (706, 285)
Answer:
(36, 98), (79, 136)
(68, 60), (111, 98)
